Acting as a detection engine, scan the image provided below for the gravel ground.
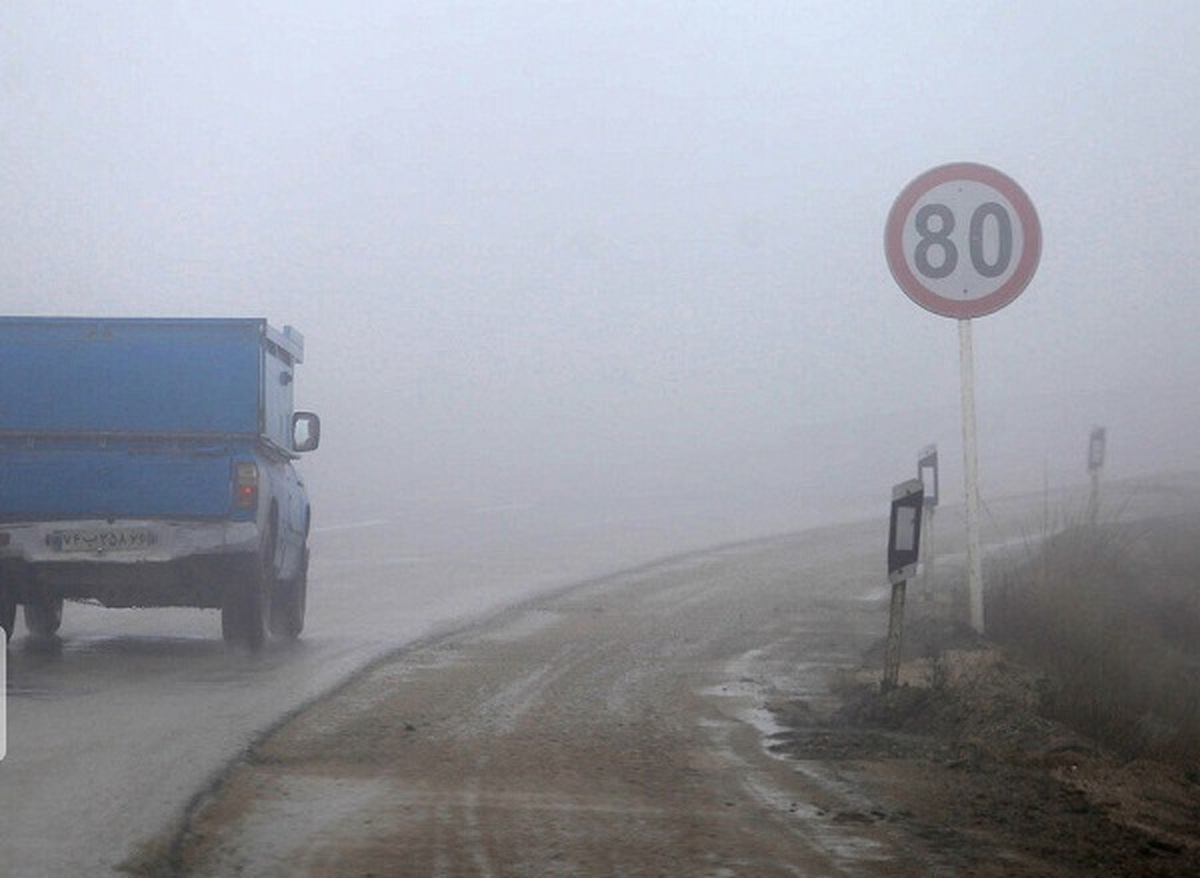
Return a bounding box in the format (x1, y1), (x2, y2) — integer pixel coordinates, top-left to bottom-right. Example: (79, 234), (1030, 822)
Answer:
(123, 502), (1200, 877)
(127, 523), (957, 876)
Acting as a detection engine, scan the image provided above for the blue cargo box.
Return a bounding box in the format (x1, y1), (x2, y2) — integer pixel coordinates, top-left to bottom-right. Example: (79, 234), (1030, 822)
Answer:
(0, 317), (303, 440)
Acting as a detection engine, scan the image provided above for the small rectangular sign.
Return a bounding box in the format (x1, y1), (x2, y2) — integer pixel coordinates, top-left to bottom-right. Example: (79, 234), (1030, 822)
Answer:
(888, 478), (925, 584)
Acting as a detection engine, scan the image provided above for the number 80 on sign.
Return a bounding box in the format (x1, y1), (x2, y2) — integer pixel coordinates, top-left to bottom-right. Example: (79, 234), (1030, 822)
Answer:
(885, 162), (1041, 319)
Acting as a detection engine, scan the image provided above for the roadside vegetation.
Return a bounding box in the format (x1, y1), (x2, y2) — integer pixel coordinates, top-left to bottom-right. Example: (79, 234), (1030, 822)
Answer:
(986, 506), (1200, 768)
(786, 495), (1200, 873)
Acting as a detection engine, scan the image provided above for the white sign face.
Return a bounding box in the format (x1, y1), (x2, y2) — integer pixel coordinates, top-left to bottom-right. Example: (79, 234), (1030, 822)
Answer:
(886, 163), (1041, 319)
(893, 505), (918, 552)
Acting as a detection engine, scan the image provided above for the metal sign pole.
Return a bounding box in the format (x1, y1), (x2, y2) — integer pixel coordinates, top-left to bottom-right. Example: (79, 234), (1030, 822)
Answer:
(922, 506), (936, 599)
(1088, 468), (1101, 526)
(917, 444), (939, 601)
(959, 319), (985, 632)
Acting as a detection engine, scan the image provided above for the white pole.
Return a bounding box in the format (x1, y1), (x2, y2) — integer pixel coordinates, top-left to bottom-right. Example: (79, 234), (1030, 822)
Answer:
(1088, 467), (1101, 526)
(921, 506), (936, 600)
(959, 319), (984, 632)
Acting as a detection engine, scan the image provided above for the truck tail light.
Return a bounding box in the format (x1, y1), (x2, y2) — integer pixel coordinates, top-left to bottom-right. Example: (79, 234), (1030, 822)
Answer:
(233, 462), (259, 510)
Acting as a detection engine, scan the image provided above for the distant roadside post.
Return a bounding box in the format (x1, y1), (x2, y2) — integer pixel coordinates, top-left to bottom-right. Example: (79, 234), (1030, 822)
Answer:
(917, 444), (939, 599)
(886, 162), (1042, 633)
(1087, 426), (1107, 524)
(884, 479), (925, 691)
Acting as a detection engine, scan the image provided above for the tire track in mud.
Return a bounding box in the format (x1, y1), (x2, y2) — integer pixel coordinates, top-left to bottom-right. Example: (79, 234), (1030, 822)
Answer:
(147, 526), (947, 877)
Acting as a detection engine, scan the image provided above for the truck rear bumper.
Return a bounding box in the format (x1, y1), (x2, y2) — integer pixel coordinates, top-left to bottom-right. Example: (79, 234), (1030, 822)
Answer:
(0, 519), (259, 564)
(0, 520), (261, 609)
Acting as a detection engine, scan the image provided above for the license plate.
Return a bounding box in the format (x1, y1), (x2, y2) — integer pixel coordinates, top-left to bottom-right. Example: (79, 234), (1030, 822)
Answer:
(53, 529), (154, 553)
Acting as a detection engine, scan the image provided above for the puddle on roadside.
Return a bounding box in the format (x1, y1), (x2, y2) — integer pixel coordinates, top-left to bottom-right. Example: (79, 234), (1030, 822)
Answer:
(696, 644), (916, 871)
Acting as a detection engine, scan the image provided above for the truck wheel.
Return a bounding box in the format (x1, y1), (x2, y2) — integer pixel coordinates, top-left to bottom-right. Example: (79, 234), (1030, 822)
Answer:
(222, 516), (274, 653)
(222, 562), (265, 652)
(268, 547), (307, 640)
(24, 595), (63, 638)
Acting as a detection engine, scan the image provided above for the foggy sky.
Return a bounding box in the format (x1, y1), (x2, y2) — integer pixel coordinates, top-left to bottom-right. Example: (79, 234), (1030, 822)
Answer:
(3, 2), (1199, 532)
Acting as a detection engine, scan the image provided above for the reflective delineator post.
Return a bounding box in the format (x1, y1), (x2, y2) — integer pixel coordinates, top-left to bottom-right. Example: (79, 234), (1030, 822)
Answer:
(884, 479), (925, 691)
(883, 580), (908, 692)
(922, 506), (936, 600)
(959, 319), (984, 633)
(1087, 426), (1106, 526)
(917, 444), (939, 601)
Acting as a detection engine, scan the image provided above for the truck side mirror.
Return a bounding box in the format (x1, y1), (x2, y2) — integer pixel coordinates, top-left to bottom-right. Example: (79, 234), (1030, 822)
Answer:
(292, 412), (321, 452)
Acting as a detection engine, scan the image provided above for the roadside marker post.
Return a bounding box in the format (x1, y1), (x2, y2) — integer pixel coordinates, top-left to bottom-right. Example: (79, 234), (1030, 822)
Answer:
(1087, 426), (1106, 525)
(884, 479), (925, 692)
(886, 162), (1041, 633)
(917, 444), (939, 600)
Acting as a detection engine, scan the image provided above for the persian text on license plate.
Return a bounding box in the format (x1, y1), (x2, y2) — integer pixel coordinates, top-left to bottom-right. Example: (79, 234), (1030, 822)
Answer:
(54, 529), (154, 553)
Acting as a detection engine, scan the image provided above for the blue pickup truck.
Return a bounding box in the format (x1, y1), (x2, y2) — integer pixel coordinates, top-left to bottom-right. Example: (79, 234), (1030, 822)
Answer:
(0, 317), (320, 650)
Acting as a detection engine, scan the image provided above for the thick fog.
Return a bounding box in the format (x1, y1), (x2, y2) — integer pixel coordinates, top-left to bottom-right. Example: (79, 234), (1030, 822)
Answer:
(3, 3), (1198, 539)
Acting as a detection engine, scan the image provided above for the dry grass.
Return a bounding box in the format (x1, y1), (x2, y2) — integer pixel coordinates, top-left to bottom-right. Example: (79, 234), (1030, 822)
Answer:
(986, 505), (1200, 767)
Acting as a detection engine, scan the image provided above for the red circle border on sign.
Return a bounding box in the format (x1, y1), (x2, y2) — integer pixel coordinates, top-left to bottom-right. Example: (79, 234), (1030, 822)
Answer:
(885, 162), (1042, 319)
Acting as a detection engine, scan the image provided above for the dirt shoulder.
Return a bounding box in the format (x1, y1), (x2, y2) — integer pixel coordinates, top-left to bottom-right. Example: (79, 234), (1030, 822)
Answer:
(768, 609), (1200, 877)
(123, 526), (953, 877)
(122, 509), (1200, 877)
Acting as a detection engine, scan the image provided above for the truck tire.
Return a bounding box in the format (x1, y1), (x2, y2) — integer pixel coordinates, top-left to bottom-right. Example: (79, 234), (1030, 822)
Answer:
(24, 595), (63, 638)
(268, 546), (307, 640)
(222, 517), (274, 652)
(221, 571), (265, 652)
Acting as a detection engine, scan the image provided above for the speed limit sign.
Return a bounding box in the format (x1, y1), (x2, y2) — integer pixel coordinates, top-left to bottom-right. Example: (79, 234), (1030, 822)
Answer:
(885, 162), (1041, 319)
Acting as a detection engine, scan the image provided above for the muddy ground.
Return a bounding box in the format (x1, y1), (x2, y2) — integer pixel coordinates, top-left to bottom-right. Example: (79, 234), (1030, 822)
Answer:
(123, 509), (1200, 877)
(770, 608), (1200, 877)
